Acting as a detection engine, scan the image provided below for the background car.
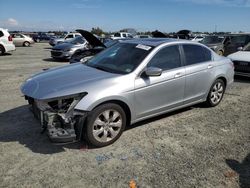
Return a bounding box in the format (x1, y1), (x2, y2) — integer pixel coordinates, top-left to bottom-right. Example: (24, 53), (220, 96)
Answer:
(33, 33), (53, 42)
(174, 30), (193, 39)
(191, 35), (205, 42)
(51, 36), (87, 60)
(49, 32), (82, 46)
(200, 35), (225, 55)
(11, 33), (34, 47)
(69, 29), (130, 64)
(21, 39), (234, 147)
(228, 42), (250, 77)
(0, 28), (15, 55)
(111, 32), (133, 40)
(223, 34), (250, 56)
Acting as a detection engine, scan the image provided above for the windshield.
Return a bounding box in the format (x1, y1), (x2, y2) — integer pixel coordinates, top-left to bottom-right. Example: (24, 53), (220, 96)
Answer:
(230, 35), (248, 44)
(200, 36), (224, 44)
(67, 36), (86, 45)
(86, 43), (153, 74)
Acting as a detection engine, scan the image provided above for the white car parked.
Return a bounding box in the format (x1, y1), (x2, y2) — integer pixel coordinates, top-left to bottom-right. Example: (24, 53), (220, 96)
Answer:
(111, 32), (133, 40)
(0, 28), (15, 55)
(228, 43), (250, 77)
(191, 36), (205, 42)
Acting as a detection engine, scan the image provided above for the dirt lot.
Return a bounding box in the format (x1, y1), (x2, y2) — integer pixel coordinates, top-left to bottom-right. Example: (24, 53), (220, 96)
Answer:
(0, 43), (249, 188)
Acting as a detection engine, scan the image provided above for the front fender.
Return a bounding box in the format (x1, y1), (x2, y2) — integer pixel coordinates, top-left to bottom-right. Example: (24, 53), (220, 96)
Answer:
(74, 94), (135, 121)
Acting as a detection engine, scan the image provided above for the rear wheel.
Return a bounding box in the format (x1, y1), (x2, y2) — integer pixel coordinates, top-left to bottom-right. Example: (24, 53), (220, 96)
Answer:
(85, 103), (126, 147)
(23, 41), (30, 47)
(206, 79), (225, 107)
(0, 45), (5, 55)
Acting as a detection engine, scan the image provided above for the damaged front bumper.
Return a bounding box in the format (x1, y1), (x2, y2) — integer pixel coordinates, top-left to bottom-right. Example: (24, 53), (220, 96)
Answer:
(25, 93), (87, 143)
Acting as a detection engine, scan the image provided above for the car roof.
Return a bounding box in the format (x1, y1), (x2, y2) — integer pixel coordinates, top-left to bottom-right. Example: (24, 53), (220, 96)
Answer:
(121, 38), (189, 47)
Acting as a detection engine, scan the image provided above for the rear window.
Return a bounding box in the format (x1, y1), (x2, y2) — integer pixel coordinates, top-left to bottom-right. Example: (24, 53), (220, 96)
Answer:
(183, 45), (212, 66)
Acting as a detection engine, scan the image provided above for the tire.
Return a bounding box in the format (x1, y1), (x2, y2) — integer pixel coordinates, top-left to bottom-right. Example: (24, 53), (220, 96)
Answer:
(206, 79), (225, 107)
(23, 41), (30, 47)
(85, 103), (126, 147)
(217, 50), (224, 56)
(0, 45), (5, 55)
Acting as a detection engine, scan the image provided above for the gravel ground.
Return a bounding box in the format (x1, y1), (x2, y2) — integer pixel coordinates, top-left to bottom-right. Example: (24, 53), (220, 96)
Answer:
(0, 43), (249, 188)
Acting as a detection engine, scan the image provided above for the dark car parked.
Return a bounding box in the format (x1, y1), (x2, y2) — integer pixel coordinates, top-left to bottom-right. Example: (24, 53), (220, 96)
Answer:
(223, 34), (250, 56)
(200, 35), (225, 55)
(33, 33), (53, 42)
(174, 30), (193, 39)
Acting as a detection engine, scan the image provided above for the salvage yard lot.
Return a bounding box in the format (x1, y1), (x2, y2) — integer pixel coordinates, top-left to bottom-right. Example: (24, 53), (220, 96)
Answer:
(0, 43), (249, 188)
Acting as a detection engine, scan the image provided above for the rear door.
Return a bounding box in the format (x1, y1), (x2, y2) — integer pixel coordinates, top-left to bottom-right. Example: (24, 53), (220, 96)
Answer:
(134, 45), (185, 119)
(181, 44), (214, 104)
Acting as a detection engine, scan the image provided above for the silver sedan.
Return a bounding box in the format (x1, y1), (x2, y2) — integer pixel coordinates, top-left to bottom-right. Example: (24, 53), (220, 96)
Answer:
(21, 38), (234, 147)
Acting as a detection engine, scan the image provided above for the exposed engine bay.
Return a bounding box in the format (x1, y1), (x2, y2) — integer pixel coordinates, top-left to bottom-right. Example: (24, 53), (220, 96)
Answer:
(25, 93), (87, 143)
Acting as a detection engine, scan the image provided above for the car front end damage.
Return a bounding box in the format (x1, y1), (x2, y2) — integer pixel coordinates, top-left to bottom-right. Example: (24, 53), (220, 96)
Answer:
(25, 93), (87, 143)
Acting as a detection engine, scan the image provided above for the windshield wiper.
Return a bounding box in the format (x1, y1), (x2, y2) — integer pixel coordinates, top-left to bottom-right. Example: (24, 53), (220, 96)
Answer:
(93, 65), (109, 72)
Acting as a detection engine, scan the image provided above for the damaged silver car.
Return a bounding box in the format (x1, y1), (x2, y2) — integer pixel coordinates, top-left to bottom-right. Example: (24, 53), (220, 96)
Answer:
(21, 38), (234, 147)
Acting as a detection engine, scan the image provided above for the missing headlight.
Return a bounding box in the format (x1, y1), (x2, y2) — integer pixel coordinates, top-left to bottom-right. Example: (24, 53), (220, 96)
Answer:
(32, 92), (87, 143)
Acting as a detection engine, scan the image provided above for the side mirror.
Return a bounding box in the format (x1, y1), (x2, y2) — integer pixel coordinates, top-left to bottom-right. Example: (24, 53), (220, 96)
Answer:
(144, 67), (162, 77)
(237, 46), (243, 51)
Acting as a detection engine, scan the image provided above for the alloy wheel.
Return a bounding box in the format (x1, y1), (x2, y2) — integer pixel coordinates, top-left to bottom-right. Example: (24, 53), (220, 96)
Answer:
(210, 82), (224, 105)
(92, 109), (122, 143)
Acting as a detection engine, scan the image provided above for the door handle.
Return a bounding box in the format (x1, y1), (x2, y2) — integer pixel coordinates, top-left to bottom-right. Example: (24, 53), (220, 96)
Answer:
(174, 72), (182, 78)
(207, 64), (213, 69)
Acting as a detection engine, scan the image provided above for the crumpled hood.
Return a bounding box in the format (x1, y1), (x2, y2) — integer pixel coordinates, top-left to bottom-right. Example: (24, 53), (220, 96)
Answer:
(21, 63), (117, 100)
(228, 51), (250, 62)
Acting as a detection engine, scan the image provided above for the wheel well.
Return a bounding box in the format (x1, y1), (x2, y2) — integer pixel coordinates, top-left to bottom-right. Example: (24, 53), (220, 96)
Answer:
(0, 44), (5, 53)
(95, 100), (131, 126)
(217, 77), (227, 87)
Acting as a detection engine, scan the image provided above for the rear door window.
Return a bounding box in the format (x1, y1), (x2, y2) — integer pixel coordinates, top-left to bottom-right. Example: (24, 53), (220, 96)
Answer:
(182, 44), (211, 66)
(0, 31), (3, 37)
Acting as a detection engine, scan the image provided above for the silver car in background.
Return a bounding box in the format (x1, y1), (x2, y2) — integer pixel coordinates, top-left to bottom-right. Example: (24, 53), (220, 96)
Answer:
(21, 38), (234, 147)
(11, 33), (34, 47)
(51, 36), (87, 60)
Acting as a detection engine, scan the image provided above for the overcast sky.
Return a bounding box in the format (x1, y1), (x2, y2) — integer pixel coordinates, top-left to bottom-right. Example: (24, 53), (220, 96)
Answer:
(0, 0), (250, 32)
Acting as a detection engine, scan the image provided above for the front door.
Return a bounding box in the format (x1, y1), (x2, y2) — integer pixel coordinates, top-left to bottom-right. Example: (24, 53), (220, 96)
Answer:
(134, 45), (185, 119)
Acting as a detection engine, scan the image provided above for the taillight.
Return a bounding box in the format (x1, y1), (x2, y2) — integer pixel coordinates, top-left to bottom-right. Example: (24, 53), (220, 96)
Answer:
(8, 35), (12, 41)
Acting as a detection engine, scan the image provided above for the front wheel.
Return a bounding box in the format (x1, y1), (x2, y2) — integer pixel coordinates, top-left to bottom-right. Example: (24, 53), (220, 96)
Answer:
(85, 103), (126, 147)
(23, 41), (30, 47)
(206, 79), (225, 107)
